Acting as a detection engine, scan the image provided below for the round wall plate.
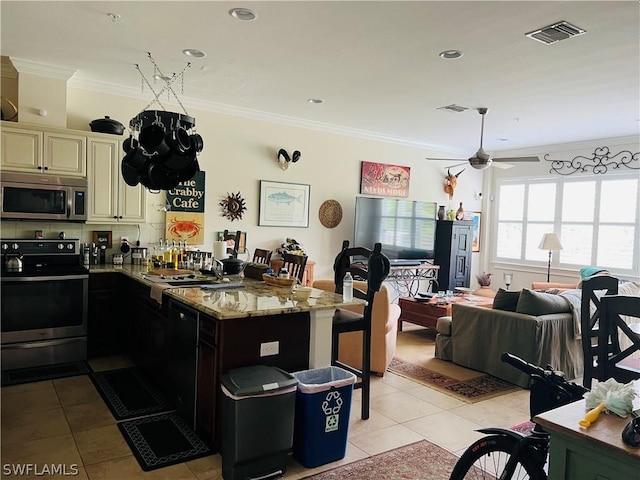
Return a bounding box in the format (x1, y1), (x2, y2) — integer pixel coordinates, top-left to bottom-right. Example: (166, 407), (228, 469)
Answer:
(319, 199), (343, 228)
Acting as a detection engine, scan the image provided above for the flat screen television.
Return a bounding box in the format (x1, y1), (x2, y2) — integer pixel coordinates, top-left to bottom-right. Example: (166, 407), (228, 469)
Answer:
(354, 196), (437, 264)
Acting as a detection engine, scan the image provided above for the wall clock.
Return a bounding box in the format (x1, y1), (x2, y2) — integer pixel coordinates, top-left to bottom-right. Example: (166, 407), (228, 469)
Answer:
(220, 192), (247, 221)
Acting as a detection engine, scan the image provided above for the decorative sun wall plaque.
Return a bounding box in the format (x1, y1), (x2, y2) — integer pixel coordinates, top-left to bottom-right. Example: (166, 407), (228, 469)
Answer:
(220, 192), (247, 221)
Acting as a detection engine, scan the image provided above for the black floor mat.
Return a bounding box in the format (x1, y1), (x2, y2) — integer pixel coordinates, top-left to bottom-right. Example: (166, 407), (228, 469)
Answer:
(90, 368), (173, 420)
(118, 412), (212, 471)
(1, 362), (90, 386)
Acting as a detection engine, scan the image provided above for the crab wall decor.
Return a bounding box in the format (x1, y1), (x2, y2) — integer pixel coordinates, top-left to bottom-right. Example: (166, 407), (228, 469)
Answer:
(220, 192), (247, 221)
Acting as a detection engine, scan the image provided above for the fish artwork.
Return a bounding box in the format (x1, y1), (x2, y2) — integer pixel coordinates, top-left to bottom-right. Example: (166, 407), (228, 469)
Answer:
(268, 191), (303, 204)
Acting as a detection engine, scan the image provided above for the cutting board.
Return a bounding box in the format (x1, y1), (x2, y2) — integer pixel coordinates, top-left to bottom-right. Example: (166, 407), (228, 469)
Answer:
(146, 268), (193, 276)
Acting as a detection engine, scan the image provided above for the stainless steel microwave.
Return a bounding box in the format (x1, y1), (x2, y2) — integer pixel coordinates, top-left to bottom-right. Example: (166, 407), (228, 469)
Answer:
(0, 172), (87, 222)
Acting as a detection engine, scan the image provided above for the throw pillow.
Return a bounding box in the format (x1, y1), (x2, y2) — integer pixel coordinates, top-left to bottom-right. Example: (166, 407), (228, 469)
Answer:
(492, 288), (521, 312)
(516, 288), (572, 316)
(618, 281), (640, 296)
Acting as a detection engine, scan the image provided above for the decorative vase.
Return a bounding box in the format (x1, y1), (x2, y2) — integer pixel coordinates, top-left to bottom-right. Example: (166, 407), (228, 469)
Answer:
(456, 202), (465, 220)
(437, 205), (446, 220)
(473, 286), (496, 298)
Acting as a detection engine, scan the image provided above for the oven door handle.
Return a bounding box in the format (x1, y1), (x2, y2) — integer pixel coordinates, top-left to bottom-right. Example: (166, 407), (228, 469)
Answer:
(1, 274), (89, 282)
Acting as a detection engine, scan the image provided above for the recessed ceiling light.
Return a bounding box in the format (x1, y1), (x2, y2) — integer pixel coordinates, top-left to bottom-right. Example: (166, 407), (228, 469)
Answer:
(307, 98), (324, 104)
(107, 12), (121, 23)
(183, 49), (206, 58)
(438, 50), (463, 59)
(229, 8), (256, 21)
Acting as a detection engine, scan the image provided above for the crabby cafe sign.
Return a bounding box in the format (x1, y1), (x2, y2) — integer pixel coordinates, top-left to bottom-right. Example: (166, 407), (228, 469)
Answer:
(165, 171), (206, 244)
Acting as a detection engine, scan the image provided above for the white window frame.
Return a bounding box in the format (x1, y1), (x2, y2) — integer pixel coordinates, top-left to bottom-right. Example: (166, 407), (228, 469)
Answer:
(494, 172), (640, 278)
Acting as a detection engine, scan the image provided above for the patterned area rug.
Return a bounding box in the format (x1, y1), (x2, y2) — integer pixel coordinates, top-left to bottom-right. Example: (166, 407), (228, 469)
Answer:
(388, 357), (518, 403)
(301, 440), (458, 479)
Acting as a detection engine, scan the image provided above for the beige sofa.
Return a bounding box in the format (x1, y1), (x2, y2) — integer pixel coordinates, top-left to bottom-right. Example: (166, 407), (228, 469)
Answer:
(435, 288), (584, 388)
(313, 280), (401, 375)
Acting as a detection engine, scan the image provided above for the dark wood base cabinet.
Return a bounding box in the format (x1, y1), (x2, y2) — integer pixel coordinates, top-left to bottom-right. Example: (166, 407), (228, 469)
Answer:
(196, 312), (311, 450)
(88, 273), (125, 358)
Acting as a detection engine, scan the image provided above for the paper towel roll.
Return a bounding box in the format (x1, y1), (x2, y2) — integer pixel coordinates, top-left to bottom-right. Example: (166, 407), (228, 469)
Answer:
(213, 241), (227, 260)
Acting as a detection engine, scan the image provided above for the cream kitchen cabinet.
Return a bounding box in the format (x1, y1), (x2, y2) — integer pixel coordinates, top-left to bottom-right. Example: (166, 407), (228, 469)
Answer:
(86, 137), (146, 224)
(1, 123), (86, 177)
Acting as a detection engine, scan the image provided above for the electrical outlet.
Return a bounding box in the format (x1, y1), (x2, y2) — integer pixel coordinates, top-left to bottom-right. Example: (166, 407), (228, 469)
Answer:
(260, 341), (279, 357)
(121, 236), (129, 243)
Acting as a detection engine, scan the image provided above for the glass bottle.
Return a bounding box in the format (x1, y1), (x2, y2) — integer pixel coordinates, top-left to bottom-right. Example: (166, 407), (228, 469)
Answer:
(162, 239), (171, 265)
(343, 272), (354, 302)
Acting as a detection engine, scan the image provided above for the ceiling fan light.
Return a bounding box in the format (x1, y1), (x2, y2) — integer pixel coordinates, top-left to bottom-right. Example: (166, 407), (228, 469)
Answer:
(469, 157), (492, 170)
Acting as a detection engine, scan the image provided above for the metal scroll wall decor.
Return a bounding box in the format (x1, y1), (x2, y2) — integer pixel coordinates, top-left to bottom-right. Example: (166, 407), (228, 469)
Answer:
(121, 53), (204, 192)
(544, 147), (639, 176)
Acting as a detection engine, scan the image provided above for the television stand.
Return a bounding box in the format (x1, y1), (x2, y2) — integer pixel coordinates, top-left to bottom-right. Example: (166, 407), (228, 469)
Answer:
(386, 263), (439, 299)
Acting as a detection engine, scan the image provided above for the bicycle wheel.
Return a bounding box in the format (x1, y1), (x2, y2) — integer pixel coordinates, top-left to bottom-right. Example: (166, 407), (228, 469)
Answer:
(449, 435), (546, 480)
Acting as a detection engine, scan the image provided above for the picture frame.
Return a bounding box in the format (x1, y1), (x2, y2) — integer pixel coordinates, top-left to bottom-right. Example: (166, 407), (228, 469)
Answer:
(465, 212), (482, 252)
(360, 161), (410, 197)
(92, 230), (112, 248)
(259, 180), (310, 227)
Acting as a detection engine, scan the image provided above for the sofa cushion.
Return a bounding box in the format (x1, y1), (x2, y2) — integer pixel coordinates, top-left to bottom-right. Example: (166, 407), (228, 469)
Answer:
(492, 288), (521, 312)
(516, 288), (571, 316)
(619, 281), (640, 296)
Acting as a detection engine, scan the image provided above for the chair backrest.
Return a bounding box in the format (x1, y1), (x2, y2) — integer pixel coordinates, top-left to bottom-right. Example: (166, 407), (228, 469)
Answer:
(222, 229), (241, 258)
(252, 248), (272, 265)
(333, 242), (390, 308)
(282, 253), (308, 283)
(598, 294), (640, 384)
(580, 275), (619, 388)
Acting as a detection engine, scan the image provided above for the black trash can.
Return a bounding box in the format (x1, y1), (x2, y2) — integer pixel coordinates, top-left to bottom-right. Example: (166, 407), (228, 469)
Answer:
(291, 366), (356, 467)
(220, 365), (298, 480)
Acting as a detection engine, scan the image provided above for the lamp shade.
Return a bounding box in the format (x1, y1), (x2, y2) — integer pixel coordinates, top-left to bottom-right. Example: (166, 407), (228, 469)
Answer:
(538, 233), (563, 251)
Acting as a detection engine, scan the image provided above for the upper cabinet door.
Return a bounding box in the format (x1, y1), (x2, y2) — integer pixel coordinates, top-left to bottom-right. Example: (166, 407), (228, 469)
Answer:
(0, 127), (43, 172)
(44, 132), (86, 176)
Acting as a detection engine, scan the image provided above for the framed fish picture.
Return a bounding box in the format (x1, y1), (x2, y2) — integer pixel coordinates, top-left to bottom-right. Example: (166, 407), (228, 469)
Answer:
(259, 180), (310, 227)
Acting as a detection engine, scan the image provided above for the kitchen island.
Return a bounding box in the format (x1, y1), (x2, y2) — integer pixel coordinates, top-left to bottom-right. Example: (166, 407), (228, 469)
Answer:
(88, 265), (364, 448)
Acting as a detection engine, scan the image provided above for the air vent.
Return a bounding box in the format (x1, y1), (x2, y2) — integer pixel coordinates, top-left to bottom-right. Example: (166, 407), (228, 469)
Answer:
(525, 21), (586, 45)
(437, 104), (468, 113)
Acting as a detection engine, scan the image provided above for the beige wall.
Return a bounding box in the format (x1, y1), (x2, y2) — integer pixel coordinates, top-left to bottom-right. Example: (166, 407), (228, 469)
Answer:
(2, 86), (485, 280)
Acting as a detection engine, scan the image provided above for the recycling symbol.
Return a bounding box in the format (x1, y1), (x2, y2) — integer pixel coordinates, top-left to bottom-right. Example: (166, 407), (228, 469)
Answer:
(322, 390), (343, 432)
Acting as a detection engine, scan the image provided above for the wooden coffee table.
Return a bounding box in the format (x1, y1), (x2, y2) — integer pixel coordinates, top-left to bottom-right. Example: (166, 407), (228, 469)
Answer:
(398, 295), (494, 331)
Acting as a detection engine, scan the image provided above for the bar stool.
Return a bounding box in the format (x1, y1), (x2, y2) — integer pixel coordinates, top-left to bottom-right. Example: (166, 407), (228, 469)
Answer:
(332, 242), (389, 420)
(580, 275), (618, 388)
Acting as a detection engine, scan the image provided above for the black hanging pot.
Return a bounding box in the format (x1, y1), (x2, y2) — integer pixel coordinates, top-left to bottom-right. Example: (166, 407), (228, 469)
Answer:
(122, 136), (139, 153)
(139, 124), (170, 158)
(176, 158), (200, 182)
(90, 116), (125, 135)
(146, 161), (180, 191)
(121, 157), (140, 187)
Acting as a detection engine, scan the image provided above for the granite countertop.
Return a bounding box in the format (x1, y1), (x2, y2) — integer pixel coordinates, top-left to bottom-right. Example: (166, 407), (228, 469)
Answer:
(88, 263), (364, 319)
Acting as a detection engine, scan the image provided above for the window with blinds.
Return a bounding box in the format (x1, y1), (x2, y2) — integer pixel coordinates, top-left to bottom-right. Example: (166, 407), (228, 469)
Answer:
(495, 174), (638, 276)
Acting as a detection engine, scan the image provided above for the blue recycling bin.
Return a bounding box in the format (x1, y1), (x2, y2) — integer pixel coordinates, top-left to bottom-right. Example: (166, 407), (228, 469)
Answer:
(291, 366), (356, 468)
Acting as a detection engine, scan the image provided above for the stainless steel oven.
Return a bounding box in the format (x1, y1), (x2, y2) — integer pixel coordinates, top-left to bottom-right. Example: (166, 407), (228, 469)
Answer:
(1, 239), (88, 371)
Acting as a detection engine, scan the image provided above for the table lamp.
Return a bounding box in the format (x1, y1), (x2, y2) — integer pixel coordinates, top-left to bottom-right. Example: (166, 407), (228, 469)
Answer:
(538, 233), (563, 282)
(503, 273), (513, 290)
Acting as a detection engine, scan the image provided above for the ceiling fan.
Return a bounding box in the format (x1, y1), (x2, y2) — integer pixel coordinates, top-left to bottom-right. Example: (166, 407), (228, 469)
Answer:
(427, 107), (540, 170)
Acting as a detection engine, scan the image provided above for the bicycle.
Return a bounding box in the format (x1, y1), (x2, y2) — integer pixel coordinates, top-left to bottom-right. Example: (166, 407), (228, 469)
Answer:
(449, 352), (589, 480)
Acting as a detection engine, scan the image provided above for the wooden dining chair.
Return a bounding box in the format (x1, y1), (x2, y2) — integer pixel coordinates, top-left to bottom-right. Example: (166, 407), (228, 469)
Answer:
(332, 242), (390, 420)
(281, 253), (308, 283)
(222, 230), (241, 258)
(580, 275), (618, 388)
(252, 248), (272, 265)
(597, 294), (640, 384)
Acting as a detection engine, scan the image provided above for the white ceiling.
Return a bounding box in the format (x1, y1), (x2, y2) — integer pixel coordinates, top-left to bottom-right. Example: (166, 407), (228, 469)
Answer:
(1, 1), (639, 157)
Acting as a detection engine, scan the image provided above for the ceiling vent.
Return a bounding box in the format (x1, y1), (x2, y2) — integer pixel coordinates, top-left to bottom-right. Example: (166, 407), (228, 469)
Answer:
(437, 104), (468, 113)
(525, 21), (586, 45)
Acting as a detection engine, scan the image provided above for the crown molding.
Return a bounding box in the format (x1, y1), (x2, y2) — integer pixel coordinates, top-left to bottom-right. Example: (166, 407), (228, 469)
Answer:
(1, 57), (17, 79)
(67, 76), (463, 153)
(9, 58), (76, 81)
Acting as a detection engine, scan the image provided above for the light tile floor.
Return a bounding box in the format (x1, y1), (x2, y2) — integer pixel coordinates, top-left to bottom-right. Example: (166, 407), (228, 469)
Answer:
(0, 326), (531, 480)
